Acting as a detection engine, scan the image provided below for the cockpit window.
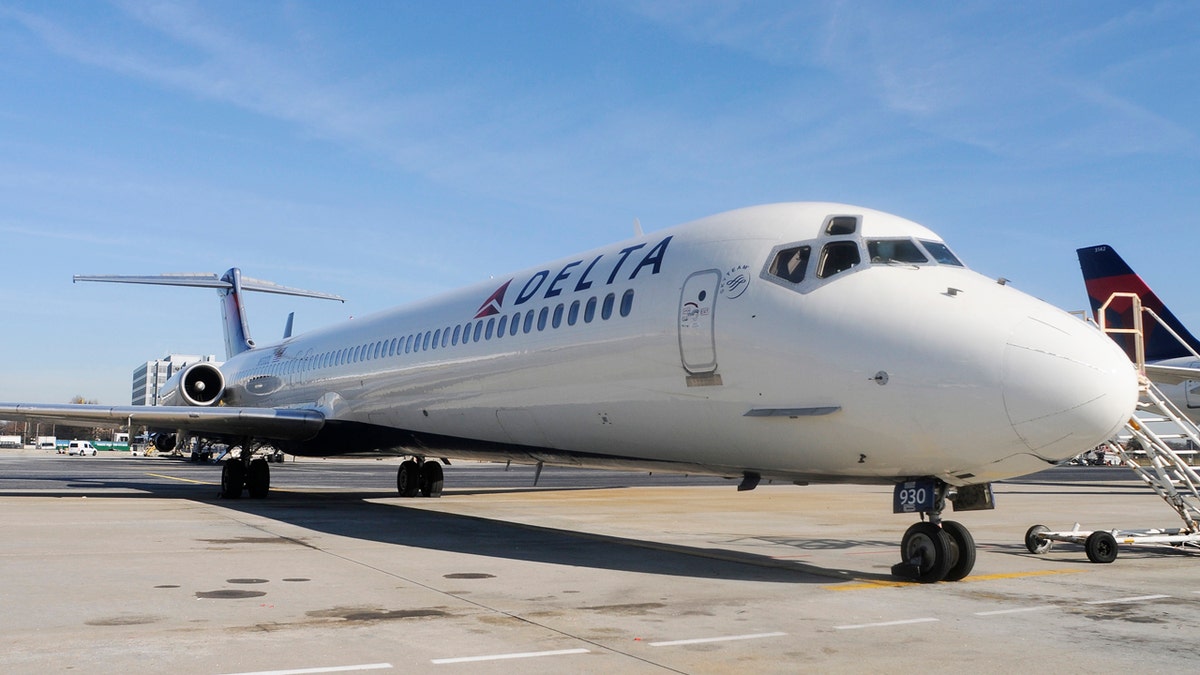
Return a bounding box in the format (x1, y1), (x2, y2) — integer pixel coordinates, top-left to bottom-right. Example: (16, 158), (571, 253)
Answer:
(919, 240), (964, 266)
(867, 239), (928, 264)
(825, 216), (857, 235)
(769, 245), (811, 283)
(817, 241), (861, 278)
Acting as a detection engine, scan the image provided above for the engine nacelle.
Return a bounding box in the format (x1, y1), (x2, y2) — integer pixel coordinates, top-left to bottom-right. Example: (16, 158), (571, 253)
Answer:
(153, 432), (177, 452)
(158, 362), (226, 407)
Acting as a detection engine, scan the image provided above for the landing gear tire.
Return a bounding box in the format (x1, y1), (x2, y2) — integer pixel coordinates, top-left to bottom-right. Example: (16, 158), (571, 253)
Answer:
(246, 458), (270, 499)
(397, 460), (421, 498)
(221, 460), (245, 499)
(940, 520), (976, 582)
(1025, 524), (1053, 554)
(897, 522), (955, 583)
(420, 461), (444, 498)
(1085, 530), (1118, 564)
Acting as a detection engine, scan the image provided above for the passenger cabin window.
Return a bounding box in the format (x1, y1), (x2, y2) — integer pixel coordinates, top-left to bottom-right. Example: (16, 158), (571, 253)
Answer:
(920, 240), (964, 266)
(601, 293), (615, 320)
(769, 246), (811, 283)
(620, 289), (634, 317)
(825, 216), (857, 235)
(867, 239), (928, 264)
(817, 241), (861, 278)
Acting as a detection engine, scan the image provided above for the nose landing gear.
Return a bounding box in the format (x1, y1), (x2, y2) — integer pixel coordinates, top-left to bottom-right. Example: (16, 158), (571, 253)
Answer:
(891, 479), (990, 583)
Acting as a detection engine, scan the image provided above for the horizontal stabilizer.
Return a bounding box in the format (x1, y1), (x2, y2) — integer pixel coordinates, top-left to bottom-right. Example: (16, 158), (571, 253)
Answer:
(75, 268), (343, 359)
(73, 272), (345, 303)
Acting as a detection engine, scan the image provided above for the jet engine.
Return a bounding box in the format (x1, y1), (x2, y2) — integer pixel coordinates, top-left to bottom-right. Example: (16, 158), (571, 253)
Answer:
(158, 362), (226, 407)
(152, 432), (177, 452)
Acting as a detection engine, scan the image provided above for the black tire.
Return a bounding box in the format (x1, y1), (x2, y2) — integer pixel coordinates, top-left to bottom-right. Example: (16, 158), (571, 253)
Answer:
(246, 458), (270, 499)
(940, 521), (976, 582)
(1085, 531), (1118, 564)
(397, 460), (420, 498)
(221, 460), (245, 499)
(1025, 524), (1053, 554)
(420, 461), (445, 498)
(900, 522), (954, 583)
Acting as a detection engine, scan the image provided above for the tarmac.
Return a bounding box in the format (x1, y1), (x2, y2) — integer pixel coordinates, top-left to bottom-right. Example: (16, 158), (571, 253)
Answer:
(3, 450), (1200, 674)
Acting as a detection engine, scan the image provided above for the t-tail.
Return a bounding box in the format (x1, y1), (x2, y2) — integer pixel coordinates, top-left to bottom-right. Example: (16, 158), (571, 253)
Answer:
(1076, 244), (1200, 363)
(73, 269), (344, 359)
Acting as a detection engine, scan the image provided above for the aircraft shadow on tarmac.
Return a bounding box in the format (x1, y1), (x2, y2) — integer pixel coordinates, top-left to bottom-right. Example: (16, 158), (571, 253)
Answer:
(216, 490), (891, 585)
(0, 462), (897, 585)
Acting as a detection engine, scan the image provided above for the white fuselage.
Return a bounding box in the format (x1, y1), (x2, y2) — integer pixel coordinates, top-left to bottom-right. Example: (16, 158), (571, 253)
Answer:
(209, 203), (1136, 486)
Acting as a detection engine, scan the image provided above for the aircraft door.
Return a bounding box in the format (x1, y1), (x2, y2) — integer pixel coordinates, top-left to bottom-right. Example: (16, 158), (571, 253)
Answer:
(1187, 381), (1200, 409)
(679, 270), (720, 374)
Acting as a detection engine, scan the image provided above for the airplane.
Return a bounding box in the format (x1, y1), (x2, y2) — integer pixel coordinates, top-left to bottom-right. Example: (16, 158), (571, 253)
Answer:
(1, 202), (1138, 583)
(1077, 244), (1200, 419)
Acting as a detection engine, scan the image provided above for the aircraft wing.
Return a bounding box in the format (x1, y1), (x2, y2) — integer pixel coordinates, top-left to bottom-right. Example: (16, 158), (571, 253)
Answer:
(0, 403), (325, 440)
(1145, 364), (1200, 386)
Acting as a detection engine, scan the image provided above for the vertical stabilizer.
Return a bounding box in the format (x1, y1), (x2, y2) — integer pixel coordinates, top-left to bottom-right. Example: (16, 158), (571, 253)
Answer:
(219, 268), (255, 357)
(1077, 244), (1200, 362)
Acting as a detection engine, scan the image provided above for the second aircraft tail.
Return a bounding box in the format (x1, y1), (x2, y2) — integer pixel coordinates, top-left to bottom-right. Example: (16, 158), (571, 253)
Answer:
(1077, 244), (1200, 363)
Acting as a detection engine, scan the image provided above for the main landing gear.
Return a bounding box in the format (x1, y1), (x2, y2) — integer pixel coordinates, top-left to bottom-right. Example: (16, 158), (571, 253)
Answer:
(396, 458), (444, 498)
(891, 479), (993, 583)
(220, 449), (273, 499)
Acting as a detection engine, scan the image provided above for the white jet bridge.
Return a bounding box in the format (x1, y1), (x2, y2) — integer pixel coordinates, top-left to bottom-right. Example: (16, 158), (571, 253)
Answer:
(1027, 292), (1200, 562)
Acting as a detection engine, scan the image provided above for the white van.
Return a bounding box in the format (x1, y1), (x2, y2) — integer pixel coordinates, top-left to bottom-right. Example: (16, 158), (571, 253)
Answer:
(67, 441), (97, 457)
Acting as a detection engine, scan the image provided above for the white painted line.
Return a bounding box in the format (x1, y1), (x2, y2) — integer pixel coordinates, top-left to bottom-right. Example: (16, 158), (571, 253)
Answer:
(431, 648), (589, 665)
(220, 664), (392, 675)
(649, 632), (787, 647)
(834, 617), (939, 630)
(1084, 594), (1171, 605)
(974, 606), (1053, 617)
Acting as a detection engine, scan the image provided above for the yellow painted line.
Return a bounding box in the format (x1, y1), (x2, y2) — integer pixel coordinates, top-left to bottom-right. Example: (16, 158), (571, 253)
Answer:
(825, 568), (1083, 591)
(144, 472), (214, 486)
(144, 473), (311, 494)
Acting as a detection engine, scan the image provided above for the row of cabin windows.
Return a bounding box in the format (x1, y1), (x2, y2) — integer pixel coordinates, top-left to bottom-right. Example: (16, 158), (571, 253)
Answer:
(261, 289), (636, 377)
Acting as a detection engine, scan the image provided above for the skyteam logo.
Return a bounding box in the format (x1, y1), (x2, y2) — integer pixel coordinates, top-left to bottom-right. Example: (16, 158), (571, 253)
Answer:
(474, 280), (511, 318)
(722, 264), (750, 299)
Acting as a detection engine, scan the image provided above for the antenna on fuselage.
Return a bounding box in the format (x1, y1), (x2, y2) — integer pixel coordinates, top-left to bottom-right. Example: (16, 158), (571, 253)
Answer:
(634, 218), (644, 237)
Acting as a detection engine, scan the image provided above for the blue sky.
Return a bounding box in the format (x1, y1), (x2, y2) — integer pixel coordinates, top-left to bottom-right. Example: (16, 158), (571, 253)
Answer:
(2, 1), (1198, 405)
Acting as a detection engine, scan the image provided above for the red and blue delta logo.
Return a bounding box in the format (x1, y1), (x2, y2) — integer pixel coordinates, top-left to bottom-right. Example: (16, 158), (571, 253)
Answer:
(474, 280), (511, 319)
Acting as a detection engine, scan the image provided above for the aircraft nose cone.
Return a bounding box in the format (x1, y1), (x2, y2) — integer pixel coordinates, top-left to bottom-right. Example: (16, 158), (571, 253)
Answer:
(1003, 316), (1138, 460)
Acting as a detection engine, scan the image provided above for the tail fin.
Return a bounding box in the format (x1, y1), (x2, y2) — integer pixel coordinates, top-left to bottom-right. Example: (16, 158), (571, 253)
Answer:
(74, 268), (344, 359)
(1076, 245), (1200, 362)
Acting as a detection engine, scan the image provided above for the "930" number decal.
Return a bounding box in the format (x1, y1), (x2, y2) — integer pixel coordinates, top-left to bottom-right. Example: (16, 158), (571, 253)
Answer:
(894, 480), (937, 513)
